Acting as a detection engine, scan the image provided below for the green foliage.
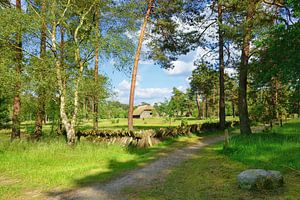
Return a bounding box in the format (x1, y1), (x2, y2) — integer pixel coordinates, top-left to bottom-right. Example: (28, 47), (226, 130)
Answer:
(189, 63), (218, 97)
(99, 101), (129, 119)
(252, 22), (300, 85)
(0, 97), (9, 127)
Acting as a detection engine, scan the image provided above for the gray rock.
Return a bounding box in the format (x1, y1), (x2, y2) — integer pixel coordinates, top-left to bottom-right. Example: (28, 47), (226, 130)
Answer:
(237, 169), (284, 190)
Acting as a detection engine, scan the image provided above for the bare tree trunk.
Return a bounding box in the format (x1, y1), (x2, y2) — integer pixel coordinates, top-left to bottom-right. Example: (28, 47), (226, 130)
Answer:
(202, 96), (205, 119)
(57, 25), (65, 135)
(218, 0), (226, 130)
(196, 93), (201, 119)
(238, 0), (256, 135)
(205, 96), (209, 119)
(298, 86), (300, 118)
(213, 85), (216, 117)
(11, 0), (22, 140)
(128, 0), (153, 130)
(33, 0), (47, 140)
(93, 8), (100, 130)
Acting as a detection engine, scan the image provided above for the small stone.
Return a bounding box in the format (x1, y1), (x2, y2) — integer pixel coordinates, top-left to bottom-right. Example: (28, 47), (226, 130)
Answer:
(237, 169), (284, 190)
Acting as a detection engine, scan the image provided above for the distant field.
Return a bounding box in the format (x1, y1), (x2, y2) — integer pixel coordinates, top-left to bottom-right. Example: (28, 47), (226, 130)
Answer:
(78, 116), (237, 130)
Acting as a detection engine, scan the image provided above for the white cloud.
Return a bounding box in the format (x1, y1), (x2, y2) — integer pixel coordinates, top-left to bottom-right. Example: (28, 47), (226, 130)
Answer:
(177, 85), (187, 92)
(136, 87), (172, 99)
(114, 78), (173, 105)
(118, 80), (131, 90)
(164, 60), (196, 76)
(225, 67), (238, 77)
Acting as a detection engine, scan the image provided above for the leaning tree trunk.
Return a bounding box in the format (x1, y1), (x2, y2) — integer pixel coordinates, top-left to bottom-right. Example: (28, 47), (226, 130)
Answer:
(128, 0), (154, 130)
(238, 0), (256, 135)
(33, 0), (47, 140)
(93, 8), (100, 130)
(218, 0), (226, 130)
(11, 0), (22, 140)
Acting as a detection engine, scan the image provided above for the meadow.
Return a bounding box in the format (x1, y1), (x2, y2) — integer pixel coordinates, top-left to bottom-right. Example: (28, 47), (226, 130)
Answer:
(1, 117), (226, 199)
(1, 117), (299, 199)
(124, 119), (300, 199)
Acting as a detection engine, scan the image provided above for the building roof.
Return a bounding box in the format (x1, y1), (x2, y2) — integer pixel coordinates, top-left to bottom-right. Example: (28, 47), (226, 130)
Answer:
(133, 105), (154, 116)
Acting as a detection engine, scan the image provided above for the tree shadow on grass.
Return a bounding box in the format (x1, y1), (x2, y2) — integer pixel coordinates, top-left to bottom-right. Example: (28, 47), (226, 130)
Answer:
(219, 131), (300, 171)
(45, 137), (200, 199)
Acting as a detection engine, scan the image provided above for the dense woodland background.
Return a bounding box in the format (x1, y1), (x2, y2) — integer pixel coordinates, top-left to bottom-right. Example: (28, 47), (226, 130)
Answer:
(0, 0), (299, 145)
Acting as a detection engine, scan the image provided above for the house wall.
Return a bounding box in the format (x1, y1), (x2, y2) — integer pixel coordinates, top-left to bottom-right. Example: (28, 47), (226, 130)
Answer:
(140, 111), (153, 118)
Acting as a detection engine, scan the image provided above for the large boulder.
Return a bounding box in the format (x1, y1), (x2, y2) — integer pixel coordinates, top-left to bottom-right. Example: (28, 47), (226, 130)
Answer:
(237, 169), (284, 190)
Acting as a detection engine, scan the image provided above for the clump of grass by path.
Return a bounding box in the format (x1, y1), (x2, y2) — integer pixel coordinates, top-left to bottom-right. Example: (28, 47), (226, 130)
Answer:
(0, 134), (200, 199)
(222, 119), (300, 171)
(124, 119), (300, 200)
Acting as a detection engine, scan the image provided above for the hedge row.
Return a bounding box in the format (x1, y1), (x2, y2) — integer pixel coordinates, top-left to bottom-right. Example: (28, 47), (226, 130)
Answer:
(77, 120), (239, 148)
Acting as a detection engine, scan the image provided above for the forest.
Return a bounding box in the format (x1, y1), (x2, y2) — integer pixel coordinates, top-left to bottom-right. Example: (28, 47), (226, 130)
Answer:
(0, 0), (299, 199)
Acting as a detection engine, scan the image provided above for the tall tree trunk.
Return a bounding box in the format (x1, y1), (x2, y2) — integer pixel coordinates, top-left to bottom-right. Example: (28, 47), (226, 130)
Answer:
(33, 0), (47, 140)
(298, 85), (300, 118)
(57, 25), (65, 135)
(50, 3), (75, 145)
(93, 8), (100, 130)
(213, 85), (216, 117)
(196, 93), (201, 119)
(202, 96), (205, 119)
(128, 0), (153, 130)
(205, 96), (208, 119)
(238, 0), (256, 135)
(11, 0), (22, 140)
(218, 0), (226, 130)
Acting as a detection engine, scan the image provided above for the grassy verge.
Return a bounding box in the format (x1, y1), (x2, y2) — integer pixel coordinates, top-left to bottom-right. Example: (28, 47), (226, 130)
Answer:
(0, 134), (202, 199)
(124, 119), (300, 200)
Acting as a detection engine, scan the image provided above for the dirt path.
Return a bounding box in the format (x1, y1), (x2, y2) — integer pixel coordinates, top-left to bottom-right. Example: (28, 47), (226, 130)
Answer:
(47, 135), (225, 200)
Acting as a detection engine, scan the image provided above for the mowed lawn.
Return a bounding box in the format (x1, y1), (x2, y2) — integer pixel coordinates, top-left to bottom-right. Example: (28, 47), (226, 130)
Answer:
(124, 118), (300, 200)
(0, 132), (201, 199)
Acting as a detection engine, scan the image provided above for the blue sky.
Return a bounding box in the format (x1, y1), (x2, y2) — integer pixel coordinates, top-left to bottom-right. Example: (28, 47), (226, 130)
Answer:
(101, 50), (199, 105)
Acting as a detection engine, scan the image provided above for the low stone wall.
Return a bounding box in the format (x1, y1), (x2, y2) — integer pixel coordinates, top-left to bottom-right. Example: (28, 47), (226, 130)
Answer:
(77, 121), (239, 148)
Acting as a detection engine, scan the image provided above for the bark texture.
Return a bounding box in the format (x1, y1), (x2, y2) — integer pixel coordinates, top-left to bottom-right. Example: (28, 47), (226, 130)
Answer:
(50, 0), (85, 145)
(238, 0), (257, 135)
(33, 0), (47, 140)
(218, 0), (226, 130)
(196, 93), (201, 119)
(128, 0), (153, 130)
(11, 0), (22, 140)
(93, 8), (100, 130)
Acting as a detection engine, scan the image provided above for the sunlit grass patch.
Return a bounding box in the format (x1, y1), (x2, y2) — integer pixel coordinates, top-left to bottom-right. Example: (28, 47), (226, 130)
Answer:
(0, 134), (199, 199)
(124, 119), (300, 200)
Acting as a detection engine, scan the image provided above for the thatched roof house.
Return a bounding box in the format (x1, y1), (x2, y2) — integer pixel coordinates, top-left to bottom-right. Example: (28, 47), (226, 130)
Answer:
(133, 105), (155, 118)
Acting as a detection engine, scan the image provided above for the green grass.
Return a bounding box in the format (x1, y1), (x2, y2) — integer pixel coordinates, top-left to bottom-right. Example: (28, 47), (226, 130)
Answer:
(0, 134), (200, 199)
(124, 118), (300, 200)
(222, 120), (300, 171)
